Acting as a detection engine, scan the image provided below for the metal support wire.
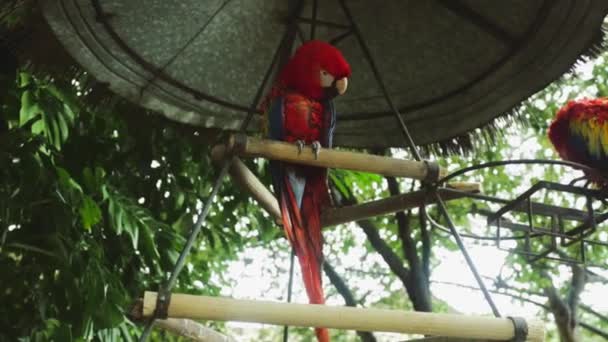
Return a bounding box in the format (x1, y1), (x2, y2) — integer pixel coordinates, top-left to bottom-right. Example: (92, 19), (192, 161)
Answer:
(137, 2), (304, 338)
(282, 249), (296, 342)
(338, 0), (501, 317)
(138, 159), (233, 341)
(310, 0), (318, 40)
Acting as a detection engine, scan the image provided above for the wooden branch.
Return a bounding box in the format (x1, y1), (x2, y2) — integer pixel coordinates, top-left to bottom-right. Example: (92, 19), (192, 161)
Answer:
(154, 318), (236, 342)
(225, 134), (447, 181)
(142, 292), (545, 341)
(210, 145), (281, 222)
(322, 183), (480, 227)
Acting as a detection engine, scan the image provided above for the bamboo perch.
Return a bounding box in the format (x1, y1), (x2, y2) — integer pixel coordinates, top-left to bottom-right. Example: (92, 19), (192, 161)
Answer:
(129, 299), (235, 342)
(142, 292), (545, 341)
(211, 143), (478, 227)
(225, 134), (447, 180)
(210, 145), (281, 221)
(322, 182), (480, 227)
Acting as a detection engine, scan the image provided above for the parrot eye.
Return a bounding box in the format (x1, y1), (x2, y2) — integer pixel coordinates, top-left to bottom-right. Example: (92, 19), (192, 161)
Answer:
(319, 69), (334, 88)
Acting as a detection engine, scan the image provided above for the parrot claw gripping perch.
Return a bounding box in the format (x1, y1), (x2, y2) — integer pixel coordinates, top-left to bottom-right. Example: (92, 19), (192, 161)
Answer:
(295, 140), (305, 155)
(311, 141), (321, 160)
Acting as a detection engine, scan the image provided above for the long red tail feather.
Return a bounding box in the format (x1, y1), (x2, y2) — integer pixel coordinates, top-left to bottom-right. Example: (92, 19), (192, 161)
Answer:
(280, 173), (329, 342)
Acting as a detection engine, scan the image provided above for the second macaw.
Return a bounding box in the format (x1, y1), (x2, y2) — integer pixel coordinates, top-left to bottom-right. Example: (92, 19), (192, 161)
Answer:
(548, 97), (608, 185)
(261, 40), (351, 342)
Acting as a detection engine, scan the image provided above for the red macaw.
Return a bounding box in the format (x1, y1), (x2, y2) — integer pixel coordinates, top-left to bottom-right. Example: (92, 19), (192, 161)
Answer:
(261, 40), (351, 342)
(548, 97), (608, 185)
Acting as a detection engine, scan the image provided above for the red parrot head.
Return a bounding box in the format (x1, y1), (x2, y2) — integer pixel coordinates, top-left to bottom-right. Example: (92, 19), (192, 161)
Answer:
(279, 40), (351, 101)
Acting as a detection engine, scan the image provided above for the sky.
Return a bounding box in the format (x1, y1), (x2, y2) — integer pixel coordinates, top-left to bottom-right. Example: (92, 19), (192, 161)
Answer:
(198, 53), (608, 341)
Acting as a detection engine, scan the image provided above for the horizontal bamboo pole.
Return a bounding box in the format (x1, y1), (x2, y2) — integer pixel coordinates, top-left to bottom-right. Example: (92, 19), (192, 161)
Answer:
(322, 182), (480, 227)
(142, 292), (544, 341)
(210, 145), (281, 221)
(226, 134), (447, 181)
(211, 144), (478, 228)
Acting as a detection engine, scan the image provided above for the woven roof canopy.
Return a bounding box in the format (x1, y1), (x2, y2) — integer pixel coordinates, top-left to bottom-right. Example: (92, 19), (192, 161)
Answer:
(42, 0), (608, 150)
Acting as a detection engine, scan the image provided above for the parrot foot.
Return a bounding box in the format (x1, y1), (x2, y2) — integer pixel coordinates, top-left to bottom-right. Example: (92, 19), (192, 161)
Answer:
(311, 141), (321, 160)
(295, 140), (305, 155)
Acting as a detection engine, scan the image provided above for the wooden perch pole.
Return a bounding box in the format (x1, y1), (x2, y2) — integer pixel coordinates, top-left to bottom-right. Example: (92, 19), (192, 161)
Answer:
(210, 145), (281, 221)
(226, 134), (447, 180)
(322, 182), (480, 227)
(142, 292), (544, 341)
(129, 299), (235, 342)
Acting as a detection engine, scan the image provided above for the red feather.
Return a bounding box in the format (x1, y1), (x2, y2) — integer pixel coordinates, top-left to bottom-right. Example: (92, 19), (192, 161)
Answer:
(279, 40), (351, 101)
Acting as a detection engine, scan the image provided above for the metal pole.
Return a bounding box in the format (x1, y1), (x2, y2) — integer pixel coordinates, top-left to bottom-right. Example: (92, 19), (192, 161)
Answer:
(282, 249), (296, 342)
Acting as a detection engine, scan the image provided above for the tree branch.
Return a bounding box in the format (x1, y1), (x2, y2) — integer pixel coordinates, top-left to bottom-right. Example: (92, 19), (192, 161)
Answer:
(567, 265), (586, 326)
(323, 261), (377, 342)
(330, 182), (411, 290)
(419, 205), (431, 279)
(579, 322), (608, 340)
(357, 218), (411, 286)
(536, 267), (582, 342)
(386, 177), (420, 270)
(432, 280), (548, 309)
(387, 176), (431, 312)
(492, 276), (544, 297)
(580, 304), (608, 323)
(585, 268), (608, 284)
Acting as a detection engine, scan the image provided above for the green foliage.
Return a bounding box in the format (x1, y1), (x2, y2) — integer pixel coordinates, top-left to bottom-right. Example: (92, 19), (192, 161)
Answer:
(0, 70), (258, 340)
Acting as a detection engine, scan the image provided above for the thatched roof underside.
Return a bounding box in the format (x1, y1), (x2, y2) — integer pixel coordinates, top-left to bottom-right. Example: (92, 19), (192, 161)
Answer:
(3, 1), (608, 155)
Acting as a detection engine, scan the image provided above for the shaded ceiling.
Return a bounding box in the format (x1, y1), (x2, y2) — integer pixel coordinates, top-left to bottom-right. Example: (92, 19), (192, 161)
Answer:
(42, 0), (608, 149)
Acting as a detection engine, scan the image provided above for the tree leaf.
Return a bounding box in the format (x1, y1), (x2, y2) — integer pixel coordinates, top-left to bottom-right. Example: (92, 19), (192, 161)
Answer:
(79, 196), (101, 230)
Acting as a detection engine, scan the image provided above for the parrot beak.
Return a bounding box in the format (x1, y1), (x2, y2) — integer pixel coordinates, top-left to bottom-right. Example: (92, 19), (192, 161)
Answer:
(335, 77), (348, 95)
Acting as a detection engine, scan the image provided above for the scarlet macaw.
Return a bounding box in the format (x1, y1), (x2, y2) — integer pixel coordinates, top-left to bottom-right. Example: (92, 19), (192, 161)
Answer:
(548, 98), (608, 185)
(261, 40), (351, 342)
